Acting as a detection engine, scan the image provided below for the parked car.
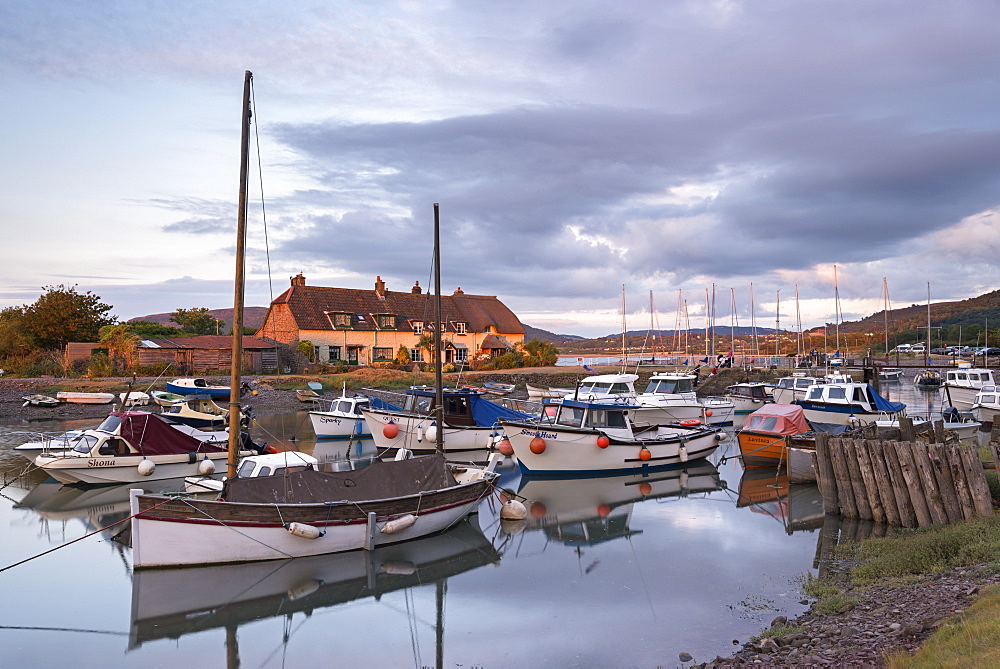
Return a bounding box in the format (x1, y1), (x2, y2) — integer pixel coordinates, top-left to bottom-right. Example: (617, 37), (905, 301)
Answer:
(977, 347), (1000, 356)
(892, 344), (913, 353)
(930, 347), (949, 354)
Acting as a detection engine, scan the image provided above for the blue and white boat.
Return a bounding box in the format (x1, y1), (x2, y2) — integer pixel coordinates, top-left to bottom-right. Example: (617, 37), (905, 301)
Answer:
(166, 378), (232, 399)
(794, 381), (905, 427)
(309, 390), (400, 439)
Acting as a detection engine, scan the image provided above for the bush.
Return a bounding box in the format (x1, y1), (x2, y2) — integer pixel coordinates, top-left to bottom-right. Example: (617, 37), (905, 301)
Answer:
(86, 352), (113, 378)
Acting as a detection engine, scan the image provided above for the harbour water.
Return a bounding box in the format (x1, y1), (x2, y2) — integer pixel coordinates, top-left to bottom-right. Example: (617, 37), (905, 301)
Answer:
(0, 381), (966, 666)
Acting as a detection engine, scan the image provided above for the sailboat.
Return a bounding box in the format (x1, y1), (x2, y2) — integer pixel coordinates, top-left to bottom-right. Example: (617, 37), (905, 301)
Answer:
(914, 282), (942, 389)
(878, 278), (903, 381)
(129, 74), (499, 569)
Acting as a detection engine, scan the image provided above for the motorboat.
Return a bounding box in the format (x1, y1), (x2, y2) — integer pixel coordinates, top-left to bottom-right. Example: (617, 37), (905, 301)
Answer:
(525, 384), (572, 399)
(736, 404), (815, 467)
(499, 397), (722, 475)
(771, 372), (852, 405)
(128, 452), (500, 568)
(794, 381), (905, 427)
(33, 411), (267, 485)
(184, 450), (320, 494)
(55, 391), (115, 404)
(724, 382), (773, 419)
(119, 391), (150, 407)
(636, 372), (735, 426)
(879, 368), (903, 382)
(159, 394), (243, 430)
(943, 365), (996, 411)
(150, 390), (186, 407)
(913, 369), (942, 389)
(971, 385), (1000, 424)
(166, 377), (232, 398)
(309, 390), (400, 439)
(361, 386), (531, 458)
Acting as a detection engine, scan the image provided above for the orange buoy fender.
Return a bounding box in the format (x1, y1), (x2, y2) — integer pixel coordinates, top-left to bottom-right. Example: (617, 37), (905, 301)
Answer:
(596, 435), (610, 448)
(383, 422), (399, 439)
(498, 439), (514, 456)
(597, 504), (611, 517)
(679, 419), (701, 427)
(529, 437), (546, 454)
(530, 501), (547, 518)
(638, 482), (652, 496)
(638, 448), (651, 461)
(704, 409), (713, 417)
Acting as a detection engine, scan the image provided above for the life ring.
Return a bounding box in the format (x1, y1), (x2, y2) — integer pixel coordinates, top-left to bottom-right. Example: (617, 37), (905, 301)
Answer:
(679, 419), (701, 426)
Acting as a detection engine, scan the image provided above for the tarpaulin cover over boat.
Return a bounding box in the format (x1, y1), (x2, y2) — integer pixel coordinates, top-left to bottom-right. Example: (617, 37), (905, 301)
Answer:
(744, 404), (811, 436)
(223, 452), (457, 504)
(868, 385), (906, 413)
(116, 412), (227, 455)
(468, 394), (532, 426)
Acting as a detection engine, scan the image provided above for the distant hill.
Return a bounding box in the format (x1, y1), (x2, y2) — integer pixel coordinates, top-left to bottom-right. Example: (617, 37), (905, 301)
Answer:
(522, 324), (587, 343)
(826, 289), (1000, 334)
(129, 307), (269, 330)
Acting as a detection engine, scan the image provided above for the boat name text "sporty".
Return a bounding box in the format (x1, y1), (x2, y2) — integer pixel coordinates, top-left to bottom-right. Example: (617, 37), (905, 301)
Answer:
(319, 417), (343, 425)
(88, 459), (117, 467)
(518, 429), (559, 440)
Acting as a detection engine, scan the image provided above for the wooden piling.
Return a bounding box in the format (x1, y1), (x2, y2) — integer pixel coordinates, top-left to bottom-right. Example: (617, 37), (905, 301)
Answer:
(843, 440), (873, 520)
(829, 439), (858, 518)
(869, 440), (902, 526)
(954, 444), (993, 517)
(853, 440), (886, 524)
(881, 441), (918, 528)
(909, 442), (949, 525)
(898, 415), (916, 443)
(927, 443), (963, 524)
(891, 440), (933, 527)
(814, 433), (839, 514)
(933, 420), (947, 444)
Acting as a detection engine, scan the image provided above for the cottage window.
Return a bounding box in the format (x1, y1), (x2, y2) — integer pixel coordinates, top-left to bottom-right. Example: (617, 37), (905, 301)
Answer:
(454, 347), (468, 363)
(378, 315), (396, 329)
(412, 322), (424, 335)
(329, 346), (342, 362)
(454, 322), (467, 334)
(410, 348), (424, 362)
(373, 347), (393, 361)
(333, 313), (352, 327)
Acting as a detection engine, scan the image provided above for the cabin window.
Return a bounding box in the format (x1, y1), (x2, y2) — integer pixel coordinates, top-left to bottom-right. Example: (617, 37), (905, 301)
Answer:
(828, 387), (847, 400)
(587, 410), (627, 428)
(748, 416), (778, 431)
(806, 387), (823, 400)
(957, 373), (967, 381)
(97, 415), (123, 432)
(778, 379), (793, 388)
(333, 313), (352, 327)
(337, 401), (354, 413)
(373, 347), (393, 361)
(557, 407), (585, 427)
(443, 396), (470, 416)
(238, 460), (256, 477)
(455, 322), (467, 334)
(982, 395), (996, 405)
(853, 387), (865, 402)
(796, 379), (815, 389)
(258, 466), (272, 477)
(378, 315), (396, 329)
(72, 435), (100, 454)
(409, 348), (424, 362)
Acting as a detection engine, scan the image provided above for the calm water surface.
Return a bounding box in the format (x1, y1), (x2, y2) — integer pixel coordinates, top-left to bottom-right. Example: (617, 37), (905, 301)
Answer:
(0, 382), (959, 667)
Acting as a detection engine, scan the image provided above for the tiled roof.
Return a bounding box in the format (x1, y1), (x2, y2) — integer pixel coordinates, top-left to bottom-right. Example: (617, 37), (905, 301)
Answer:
(275, 285), (524, 335)
(138, 336), (275, 350)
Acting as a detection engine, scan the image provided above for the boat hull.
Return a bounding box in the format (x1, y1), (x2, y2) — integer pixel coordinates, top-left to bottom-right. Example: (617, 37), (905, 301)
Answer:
(500, 420), (720, 475)
(309, 411), (371, 439)
(944, 385), (980, 412)
(129, 479), (492, 568)
(362, 408), (501, 456)
(34, 450), (248, 485)
(736, 431), (789, 467)
(166, 380), (230, 398)
(56, 392), (115, 404)
(786, 446), (817, 483)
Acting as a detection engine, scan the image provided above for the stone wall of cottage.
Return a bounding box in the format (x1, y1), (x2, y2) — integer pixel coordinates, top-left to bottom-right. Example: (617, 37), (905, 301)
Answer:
(255, 304), (300, 344)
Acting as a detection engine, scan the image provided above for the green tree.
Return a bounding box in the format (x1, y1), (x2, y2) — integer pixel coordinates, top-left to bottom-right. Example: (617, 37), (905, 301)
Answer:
(417, 333), (437, 364)
(99, 323), (140, 373)
(128, 320), (182, 337)
(394, 345), (411, 364)
(0, 306), (29, 357)
(170, 307), (221, 335)
(522, 337), (560, 366)
(21, 285), (115, 350)
(298, 340), (314, 362)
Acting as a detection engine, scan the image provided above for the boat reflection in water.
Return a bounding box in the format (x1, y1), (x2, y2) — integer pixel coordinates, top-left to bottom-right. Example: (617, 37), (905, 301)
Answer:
(735, 467), (824, 534)
(509, 461), (724, 545)
(128, 517), (499, 655)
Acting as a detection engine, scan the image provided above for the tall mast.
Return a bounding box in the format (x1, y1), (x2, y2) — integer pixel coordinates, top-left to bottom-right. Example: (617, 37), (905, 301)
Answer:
(834, 264), (841, 354)
(883, 278), (889, 354)
(750, 282), (759, 357)
(433, 204), (444, 452)
(775, 290), (780, 357)
(925, 281), (931, 368)
(227, 70), (252, 478)
(795, 285), (803, 357)
(620, 284), (627, 372)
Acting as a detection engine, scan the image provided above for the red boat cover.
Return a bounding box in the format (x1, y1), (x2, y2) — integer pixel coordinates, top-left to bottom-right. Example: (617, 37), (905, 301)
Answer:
(743, 404), (810, 436)
(116, 412), (227, 456)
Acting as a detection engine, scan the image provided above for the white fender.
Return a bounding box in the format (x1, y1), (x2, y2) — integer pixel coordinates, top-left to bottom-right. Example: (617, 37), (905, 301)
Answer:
(285, 522), (323, 540)
(424, 423), (437, 442)
(286, 578), (322, 601)
(137, 459), (156, 477)
(380, 514), (417, 535)
(678, 445), (688, 462)
(379, 560), (417, 575)
(197, 456), (216, 475)
(500, 500), (527, 520)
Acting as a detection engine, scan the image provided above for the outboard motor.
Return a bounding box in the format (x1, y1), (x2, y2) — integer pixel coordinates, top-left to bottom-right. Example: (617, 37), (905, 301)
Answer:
(942, 406), (960, 423)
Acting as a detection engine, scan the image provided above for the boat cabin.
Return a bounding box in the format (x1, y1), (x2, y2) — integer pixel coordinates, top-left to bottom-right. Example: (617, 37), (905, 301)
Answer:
(401, 386), (530, 427)
(799, 382), (903, 416)
(726, 383), (771, 401)
(236, 452), (318, 478)
(543, 398), (636, 440)
(325, 395), (371, 417)
(575, 374), (639, 399)
(643, 373), (696, 397)
(973, 385), (999, 407)
(945, 368), (995, 388)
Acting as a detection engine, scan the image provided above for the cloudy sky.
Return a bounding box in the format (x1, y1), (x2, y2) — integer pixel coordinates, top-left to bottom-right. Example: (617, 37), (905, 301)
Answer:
(2, 1), (999, 338)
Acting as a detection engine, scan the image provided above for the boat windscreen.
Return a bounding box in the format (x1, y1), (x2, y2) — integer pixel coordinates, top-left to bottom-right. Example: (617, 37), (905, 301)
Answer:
(97, 415), (123, 432)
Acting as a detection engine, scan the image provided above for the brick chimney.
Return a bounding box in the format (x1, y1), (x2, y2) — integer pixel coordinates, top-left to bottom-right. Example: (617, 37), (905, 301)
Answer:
(290, 273), (306, 287)
(453, 287), (464, 294)
(375, 275), (386, 297)
(411, 280), (422, 294)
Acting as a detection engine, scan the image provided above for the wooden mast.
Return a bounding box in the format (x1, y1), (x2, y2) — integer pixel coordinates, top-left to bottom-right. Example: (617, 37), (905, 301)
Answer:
(433, 203), (444, 453)
(227, 70), (252, 478)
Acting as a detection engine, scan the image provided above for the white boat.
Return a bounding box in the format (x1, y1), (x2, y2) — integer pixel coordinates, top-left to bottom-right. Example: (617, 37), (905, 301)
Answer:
(637, 372), (735, 426)
(914, 369), (943, 388)
(873, 416), (982, 443)
(150, 390), (186, 407)
(55, 391), (115, 404)
(786, 446), (818, 484)
(724, 382), (773, 418)
(33, 411), (265, 484)
(943, 366), (996, 411)
(972, 385), (1000, 424)
(771, 372), (852, 405)
(795, 381), (905, 427)
(184, 450), (320, 494)
(119, 391), (150, 407)
(21, 394), (60, 407)
(879, 368), (903, 381)
(308, 389), (397, 439)
(362, 386), (528, 458)
(525, 384), (572, 399)
(159, 394), (239, 430)
(128, 452), (499, 568)
(166, 377), (231, 398)
(499, 397), (722, 475)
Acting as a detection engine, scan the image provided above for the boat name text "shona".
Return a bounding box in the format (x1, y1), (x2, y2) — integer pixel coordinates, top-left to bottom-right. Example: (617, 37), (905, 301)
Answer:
(518, 429), (559, 440)
(319, 417), (343, 425)
(88, 459), (116, 467)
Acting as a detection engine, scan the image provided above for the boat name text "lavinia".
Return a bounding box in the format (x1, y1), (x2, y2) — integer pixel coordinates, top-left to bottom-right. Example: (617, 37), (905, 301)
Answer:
(88, 459), (117, 467)
(517, 429), (560, 440)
